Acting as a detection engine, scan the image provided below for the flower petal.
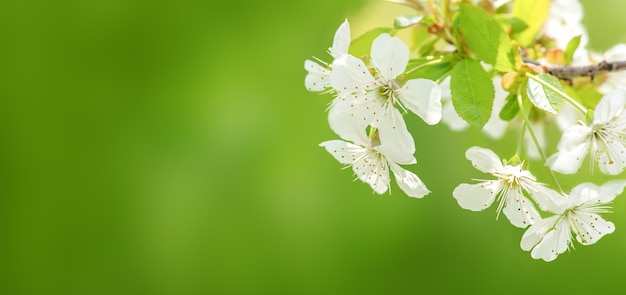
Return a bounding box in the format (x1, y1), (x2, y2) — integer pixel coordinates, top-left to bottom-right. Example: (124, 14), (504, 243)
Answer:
(327, 94), (371, 146)
(330, 90), (416, 158)
(596, 137), (626, 175)
(503, 189), (540, 228)
(319, 140), (366, 165)
(603, 44), (626, 62)
(376, 144), (416, 166)
(330, 54), (377, 94)
(521, 215), (560, 251)
(465, 146), (503, 174)
(594, 89), (626, 124)
(351, 152), (391, 194)
(529, 218), (571, 262)
(375, 104), (416, 156)
(543, 0), (586, 51)
(396, 78), (442, 125)
(598, 71), (626, 94)
(598, 180), (626, 203)
(546, 144), (589, 174)
(370, 33), (408, 80)
(556, 104), (584, 131)
(389, 162), (430, 198)
(556, 124), (592, 151)
(304, 60), (331, 92)
(572, 212), (615, 245)
(546, 126), (591, 174)
(329, 20), (350, 58)
(452, 182), (497, 211)
(569, 182), (600, 205)
(525, 184), (568, 214)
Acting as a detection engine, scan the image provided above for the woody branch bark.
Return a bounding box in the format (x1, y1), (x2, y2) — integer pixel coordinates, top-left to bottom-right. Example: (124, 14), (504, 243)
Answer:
(524, 58), (626, 79)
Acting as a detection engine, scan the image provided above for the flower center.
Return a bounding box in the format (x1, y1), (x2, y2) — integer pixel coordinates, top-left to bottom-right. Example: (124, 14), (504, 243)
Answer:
(378, 79), (401, 106)
(496, 164), (533, 188)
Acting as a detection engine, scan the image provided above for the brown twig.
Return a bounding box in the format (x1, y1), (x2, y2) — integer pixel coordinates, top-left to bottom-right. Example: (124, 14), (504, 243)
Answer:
(523, 58), (626, 80)
(547, 61), (626, 79)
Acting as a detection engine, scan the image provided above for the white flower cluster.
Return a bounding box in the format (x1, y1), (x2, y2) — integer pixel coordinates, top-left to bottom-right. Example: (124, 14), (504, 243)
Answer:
(453, 146), (626, 261)
(440, 0), (626, 162)
(521, 181), (625, 262)
(542, 0), (626, 92)
(452, 2), (626, 261)
(538, 0), (626, 177)
(548, 90), (626, 175)
(306, 20), (442, 198)
(542, 0), (589, 65)
(305, 0), (626, 262)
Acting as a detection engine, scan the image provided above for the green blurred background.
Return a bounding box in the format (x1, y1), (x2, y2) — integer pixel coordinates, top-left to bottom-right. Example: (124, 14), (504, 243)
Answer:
(0, 0), (625, 294)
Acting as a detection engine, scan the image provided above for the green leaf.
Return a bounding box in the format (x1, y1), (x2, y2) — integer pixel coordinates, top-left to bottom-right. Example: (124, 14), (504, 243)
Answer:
(405, 59), (454, 82)
(495, 16), (528, 34)
(499, 94), (520, 121)
(450, 59), (495, 127)
(394, 15), (423, 29)
(526, 74), (566, 114)
(512, 0), (551, 46)
(348, 27), (393, 58)
(458, 4), (515, 72)
(564, 35), (582, 64)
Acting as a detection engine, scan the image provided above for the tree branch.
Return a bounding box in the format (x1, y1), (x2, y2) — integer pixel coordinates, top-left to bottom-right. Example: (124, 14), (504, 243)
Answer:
(523, 58), (626, 80)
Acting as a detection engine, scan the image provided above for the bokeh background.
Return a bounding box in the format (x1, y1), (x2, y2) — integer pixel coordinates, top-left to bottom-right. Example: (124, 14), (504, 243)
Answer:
(1, 0), (625, 294)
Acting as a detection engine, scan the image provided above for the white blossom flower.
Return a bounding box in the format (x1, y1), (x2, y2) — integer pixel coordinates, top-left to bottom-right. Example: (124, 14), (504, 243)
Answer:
(320, 127), (430, 198)
(453, 147), (566, 228)
(521, 180), (626, 262)
(542, 0), (590, 65)
(328, 33), (442, 155)
(546, 89), (626, 175)
(599, 44), (626, 94)
(304, 20), (350, 92)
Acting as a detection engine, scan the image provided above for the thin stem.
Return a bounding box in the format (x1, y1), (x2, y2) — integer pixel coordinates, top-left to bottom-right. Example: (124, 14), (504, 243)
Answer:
(517, 95), (546, 160)
(516, 94), (565, 193)
(526, 73), (588, 115)
(517, 120), (527, 156)
(385, 0), (425, 11)
(442, 0), (450, 22)
(427, 0), (439, 22)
